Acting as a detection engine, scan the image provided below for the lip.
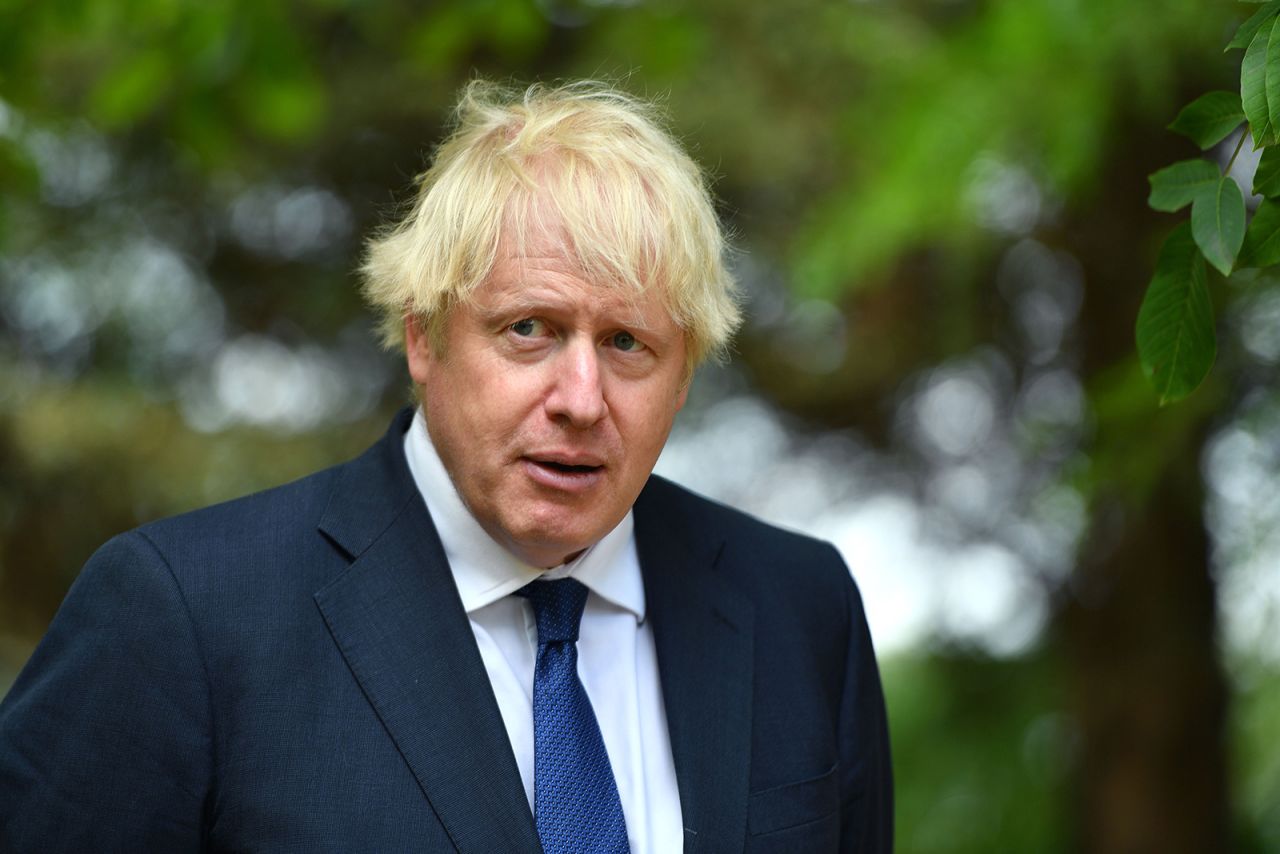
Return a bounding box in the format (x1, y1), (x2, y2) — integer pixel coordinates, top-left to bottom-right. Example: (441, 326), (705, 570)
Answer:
(525, 450), (606, 467)
(521, 456), (606, 492)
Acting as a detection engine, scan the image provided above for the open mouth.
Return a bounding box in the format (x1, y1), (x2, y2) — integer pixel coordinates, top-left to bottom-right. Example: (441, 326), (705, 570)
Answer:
(535, 460), (602, 474)
(523, 456), (605, 491)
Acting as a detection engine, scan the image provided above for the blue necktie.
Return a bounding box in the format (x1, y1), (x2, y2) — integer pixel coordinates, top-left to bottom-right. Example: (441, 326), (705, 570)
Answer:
(517, 578), (630, 854)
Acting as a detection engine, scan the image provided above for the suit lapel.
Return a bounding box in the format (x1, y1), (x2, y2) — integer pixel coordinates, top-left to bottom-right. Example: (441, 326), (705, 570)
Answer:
(312, 412), (540, 853)
(635, 479), (755, 854)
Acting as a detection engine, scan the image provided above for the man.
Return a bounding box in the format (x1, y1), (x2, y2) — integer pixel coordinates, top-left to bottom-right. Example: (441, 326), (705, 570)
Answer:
(0, 80), (892, 852)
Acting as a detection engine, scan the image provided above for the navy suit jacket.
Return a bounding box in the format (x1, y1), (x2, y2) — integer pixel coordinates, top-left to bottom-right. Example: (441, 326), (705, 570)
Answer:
(0, 409), (892, 852)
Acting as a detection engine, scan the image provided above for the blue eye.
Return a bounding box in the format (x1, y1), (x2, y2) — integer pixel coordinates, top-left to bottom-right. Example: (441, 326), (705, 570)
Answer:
(510, 318), (542, 336)
(612, 331), (644, 352)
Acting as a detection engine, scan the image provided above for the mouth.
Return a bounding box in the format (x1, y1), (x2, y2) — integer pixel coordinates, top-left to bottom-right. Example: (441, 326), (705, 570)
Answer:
(522, 455), (606, 490)
(538, 461), (601, 474)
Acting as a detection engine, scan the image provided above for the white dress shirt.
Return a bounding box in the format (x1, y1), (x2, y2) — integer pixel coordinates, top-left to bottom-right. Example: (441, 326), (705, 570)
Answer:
(403, 410), (684, 852)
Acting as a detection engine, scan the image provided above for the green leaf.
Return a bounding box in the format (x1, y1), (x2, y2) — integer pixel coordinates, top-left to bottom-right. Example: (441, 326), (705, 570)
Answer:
(1190, 176), (1246, 275)
(1168, 92), (1245, 149)
(1267, 18), (1280, 142)
(1253, 145), (1280, 196)
(1147, 159), (1220, 212)
(1136, 224), (1216, 405)
(1239, 198), (1280, 267)
(1168, 91), (1244, 149)
(1243, 19), (1279, 147)
(1228, 1), (1280, 52)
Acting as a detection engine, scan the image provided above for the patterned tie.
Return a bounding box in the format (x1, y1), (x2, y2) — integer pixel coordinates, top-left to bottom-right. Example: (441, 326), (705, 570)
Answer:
(516, 578), (630, 854)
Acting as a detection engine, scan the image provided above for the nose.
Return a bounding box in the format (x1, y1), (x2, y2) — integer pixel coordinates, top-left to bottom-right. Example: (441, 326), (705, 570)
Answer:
(545, 340), (607, 428)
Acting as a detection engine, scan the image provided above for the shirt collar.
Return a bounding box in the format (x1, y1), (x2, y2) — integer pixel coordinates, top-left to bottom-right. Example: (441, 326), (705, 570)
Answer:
(403, 408), (645, 622)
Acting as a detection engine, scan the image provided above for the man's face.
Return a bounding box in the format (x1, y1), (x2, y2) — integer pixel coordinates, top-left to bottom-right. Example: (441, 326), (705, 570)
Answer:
(406, 227), (689, 568)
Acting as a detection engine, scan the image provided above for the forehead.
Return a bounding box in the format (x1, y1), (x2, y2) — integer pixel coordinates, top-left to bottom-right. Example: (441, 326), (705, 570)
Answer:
(474, 220), (677, 329)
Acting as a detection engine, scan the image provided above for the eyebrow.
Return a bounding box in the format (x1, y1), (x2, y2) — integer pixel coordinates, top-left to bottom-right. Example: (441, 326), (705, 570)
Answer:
(472, 293), (552, 329)
(478, 291), (546, 317)
(475, 288), (658, 333)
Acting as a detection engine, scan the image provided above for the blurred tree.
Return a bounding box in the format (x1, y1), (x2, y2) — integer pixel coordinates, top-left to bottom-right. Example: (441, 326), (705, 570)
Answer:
(0, 1), (1270, 851)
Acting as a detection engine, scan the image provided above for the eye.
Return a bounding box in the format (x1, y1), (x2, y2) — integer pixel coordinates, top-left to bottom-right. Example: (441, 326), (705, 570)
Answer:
(610, 331), (646, 352)
(509, 318), (547, 337)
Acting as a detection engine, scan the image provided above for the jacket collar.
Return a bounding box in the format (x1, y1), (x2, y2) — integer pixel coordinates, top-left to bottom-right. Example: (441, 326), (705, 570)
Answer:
(314, 408), (541, 853)
(314, 409), (756, 853)
(634, 479), (755, 853)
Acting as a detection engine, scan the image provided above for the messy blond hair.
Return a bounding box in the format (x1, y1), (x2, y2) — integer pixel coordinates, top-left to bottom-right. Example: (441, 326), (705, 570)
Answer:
(360, 79), (740, 370)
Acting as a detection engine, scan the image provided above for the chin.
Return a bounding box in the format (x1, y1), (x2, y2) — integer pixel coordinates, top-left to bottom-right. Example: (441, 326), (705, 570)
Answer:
(507, 498), (625, 559)
(501, 520), (580, 561)
(516, 537), (589, 569)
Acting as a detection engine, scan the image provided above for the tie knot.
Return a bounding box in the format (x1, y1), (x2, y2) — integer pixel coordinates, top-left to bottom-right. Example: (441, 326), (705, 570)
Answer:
(516, 578), (589, 644)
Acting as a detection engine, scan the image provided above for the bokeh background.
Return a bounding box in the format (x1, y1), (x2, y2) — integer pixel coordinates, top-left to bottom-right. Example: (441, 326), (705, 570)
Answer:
(2, 1), (1278, 851)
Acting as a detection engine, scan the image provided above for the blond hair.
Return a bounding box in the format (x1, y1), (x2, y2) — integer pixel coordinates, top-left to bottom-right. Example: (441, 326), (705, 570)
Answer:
(360, 79), (740, 369)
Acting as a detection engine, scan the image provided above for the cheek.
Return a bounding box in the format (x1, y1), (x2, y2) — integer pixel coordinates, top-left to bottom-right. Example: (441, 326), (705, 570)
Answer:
(617, 397), (681, 457)
(453, 368), (548, 449)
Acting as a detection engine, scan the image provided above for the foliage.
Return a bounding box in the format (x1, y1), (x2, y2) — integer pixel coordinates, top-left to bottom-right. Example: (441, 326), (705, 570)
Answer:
(1135, 223), (1216, 404)
(1137, 1), (1280, 403)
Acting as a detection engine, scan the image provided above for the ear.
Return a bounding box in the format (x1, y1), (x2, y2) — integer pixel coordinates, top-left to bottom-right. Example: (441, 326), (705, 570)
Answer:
(404, 314), (434, 386)
(674, 383), (689, 413)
